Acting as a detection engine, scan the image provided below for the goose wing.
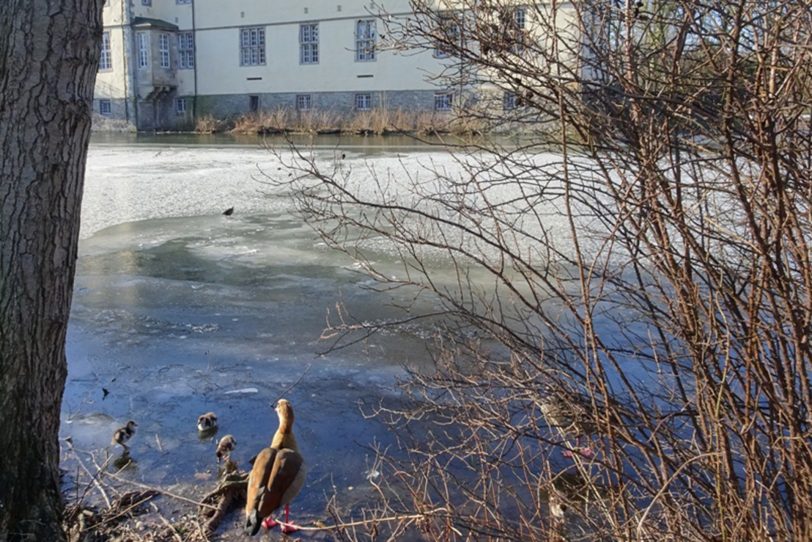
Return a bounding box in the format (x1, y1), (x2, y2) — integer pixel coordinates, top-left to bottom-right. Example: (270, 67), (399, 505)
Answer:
(244, 447), (277, 535)
(258, 448), (304, 518)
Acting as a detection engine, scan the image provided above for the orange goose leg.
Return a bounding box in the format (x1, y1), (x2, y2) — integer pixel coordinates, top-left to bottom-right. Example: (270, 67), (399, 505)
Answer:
(281, 505), (299, 534)
(260, 506), (298, 533)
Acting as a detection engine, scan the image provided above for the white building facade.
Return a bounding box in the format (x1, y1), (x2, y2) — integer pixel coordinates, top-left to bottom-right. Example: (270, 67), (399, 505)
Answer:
(93, 1), (578, 131)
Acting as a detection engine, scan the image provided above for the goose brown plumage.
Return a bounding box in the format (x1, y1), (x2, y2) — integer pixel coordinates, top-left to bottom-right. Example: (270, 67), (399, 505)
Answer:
(244, 399), (306, 536)
(112, 420), (137, 451)
(216, 434), (237, 463)
(540, 392), (595, 458)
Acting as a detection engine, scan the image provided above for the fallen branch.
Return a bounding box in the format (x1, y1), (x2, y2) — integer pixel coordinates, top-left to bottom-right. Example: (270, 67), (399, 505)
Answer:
(271, 507), (454, 533)
(64, 441), (113, 508)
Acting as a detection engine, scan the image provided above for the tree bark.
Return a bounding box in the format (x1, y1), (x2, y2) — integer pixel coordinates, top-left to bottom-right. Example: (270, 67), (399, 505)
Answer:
(0, 1), (103, 540)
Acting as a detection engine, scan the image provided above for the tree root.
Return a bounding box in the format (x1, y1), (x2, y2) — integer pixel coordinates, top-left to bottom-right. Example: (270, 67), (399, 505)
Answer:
(198, 468), (249, 534)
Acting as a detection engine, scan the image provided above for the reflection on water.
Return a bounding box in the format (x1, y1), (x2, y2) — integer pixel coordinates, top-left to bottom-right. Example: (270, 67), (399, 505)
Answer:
(90, 130), (528, 155)
(91, 131), (449, 154)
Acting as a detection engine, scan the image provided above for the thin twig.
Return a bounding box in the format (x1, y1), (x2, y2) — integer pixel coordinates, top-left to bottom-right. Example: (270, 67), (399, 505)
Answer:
(270, 363), (312, 406)
(270, 507), (451, 532)
(157, 513), (184, 542)
(65, 442), (113, 508)
(93, 493), (159, 530)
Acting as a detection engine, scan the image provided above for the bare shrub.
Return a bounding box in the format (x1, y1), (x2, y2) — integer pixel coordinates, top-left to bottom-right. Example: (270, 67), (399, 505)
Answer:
(276, 1), (812, 540)
(194, 114), (224, 134)
(229, 113), (262, 134)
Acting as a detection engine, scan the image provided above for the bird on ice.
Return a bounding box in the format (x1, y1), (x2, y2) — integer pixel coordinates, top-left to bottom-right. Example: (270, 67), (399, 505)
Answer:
(216, 434), (237, 463)
(112, 420), (137, 451)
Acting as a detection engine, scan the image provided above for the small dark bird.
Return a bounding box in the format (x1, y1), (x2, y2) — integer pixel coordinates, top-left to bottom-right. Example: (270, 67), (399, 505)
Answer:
(197, 412), (218, 432)
(216, 434), (237, 463)
(341, 153), (346, 159)
(222, 207), (234, 216)
(102, 387), (110, 400)
(112, 420), (137, 450)
(245, 399), (306, 535)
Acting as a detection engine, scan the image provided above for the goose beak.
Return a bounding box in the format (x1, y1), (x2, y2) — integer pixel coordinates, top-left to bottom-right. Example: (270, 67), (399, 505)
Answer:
(245, 509), (260, 536)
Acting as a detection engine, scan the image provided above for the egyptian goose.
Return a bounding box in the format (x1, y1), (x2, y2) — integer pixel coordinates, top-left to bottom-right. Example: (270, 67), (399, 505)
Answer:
(216, 434), (237, 463)
(197, 412), (218, 433)
(540, 393), (594, 458)
(112, 420), (137, 451)
(244, 399), (306, 536)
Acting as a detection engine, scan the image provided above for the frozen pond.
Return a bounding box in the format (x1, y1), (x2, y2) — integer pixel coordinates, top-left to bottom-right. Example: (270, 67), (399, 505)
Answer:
(61, 136), (457, 534)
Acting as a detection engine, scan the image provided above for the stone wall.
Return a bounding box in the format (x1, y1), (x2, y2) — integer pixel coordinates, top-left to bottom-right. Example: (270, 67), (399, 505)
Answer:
(195, 89), (439, 119)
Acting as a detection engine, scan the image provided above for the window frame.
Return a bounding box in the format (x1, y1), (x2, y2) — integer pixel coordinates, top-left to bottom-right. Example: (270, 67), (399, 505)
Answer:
(296, 94), (312, 112)
(299, 23), (319, 65)
(175, 97), (187, 115)
(355, 93), (372, 111)
(178, 31), (194, 69)
(99, 99), (112, 116)
(355, 19), (376, 62)
(512, 6), (528, 53)
(434, 93), (453, 112)
(433, 16), (461, 59)
(240, 26), (267, 66)
(159, 33), (170, 68)
(99, 31), (113, 71)
(137, 32), (149, 69)
(503, 91), (517, 110)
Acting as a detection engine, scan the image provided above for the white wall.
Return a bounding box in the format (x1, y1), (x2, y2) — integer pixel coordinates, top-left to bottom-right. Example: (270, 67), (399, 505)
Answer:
(192, 0), (440, 96)
(195, 19), (439, 95)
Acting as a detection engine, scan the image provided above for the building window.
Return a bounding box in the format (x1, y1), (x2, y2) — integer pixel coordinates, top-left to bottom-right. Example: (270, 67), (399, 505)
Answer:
(503, 91), (517, 110)
(159, 33), (170, 68)
(514, 7), (527, 29)
(299, 23), (319, 64)
(512, 6), (527, 53)
(355, 19), (376, 62)
(434, 93), (453, 111)
(99, 99), (112, 116)
(178, 32), (194, 69)
(434, 17), (460, 59)
(296, 94), (312, 111)
(176, 0), (191, 4)
(99, 31), (112, 71)
(137, 32), (149, 69)
(249, 95), (259, 112)
(175, 97), (187, 115)
(355, 93), (371, 111)
(142, 0), (151, 5)
(240, 27), (266, 66)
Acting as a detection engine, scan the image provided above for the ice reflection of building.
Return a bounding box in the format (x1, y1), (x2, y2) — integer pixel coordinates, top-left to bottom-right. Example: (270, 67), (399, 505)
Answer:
(94, 1), (578, 131)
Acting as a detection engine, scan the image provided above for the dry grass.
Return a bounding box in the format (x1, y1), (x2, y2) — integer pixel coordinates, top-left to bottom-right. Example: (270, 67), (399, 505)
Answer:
(217, 107), (474, 136)
(195, 115), (225, 134)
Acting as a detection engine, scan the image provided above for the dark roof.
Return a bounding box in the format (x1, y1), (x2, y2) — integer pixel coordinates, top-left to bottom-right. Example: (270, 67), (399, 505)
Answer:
(132, 17), (179, 31)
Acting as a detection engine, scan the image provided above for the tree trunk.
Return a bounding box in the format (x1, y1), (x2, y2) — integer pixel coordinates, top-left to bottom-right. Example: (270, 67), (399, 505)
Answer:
(0, 1), (103, 540)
